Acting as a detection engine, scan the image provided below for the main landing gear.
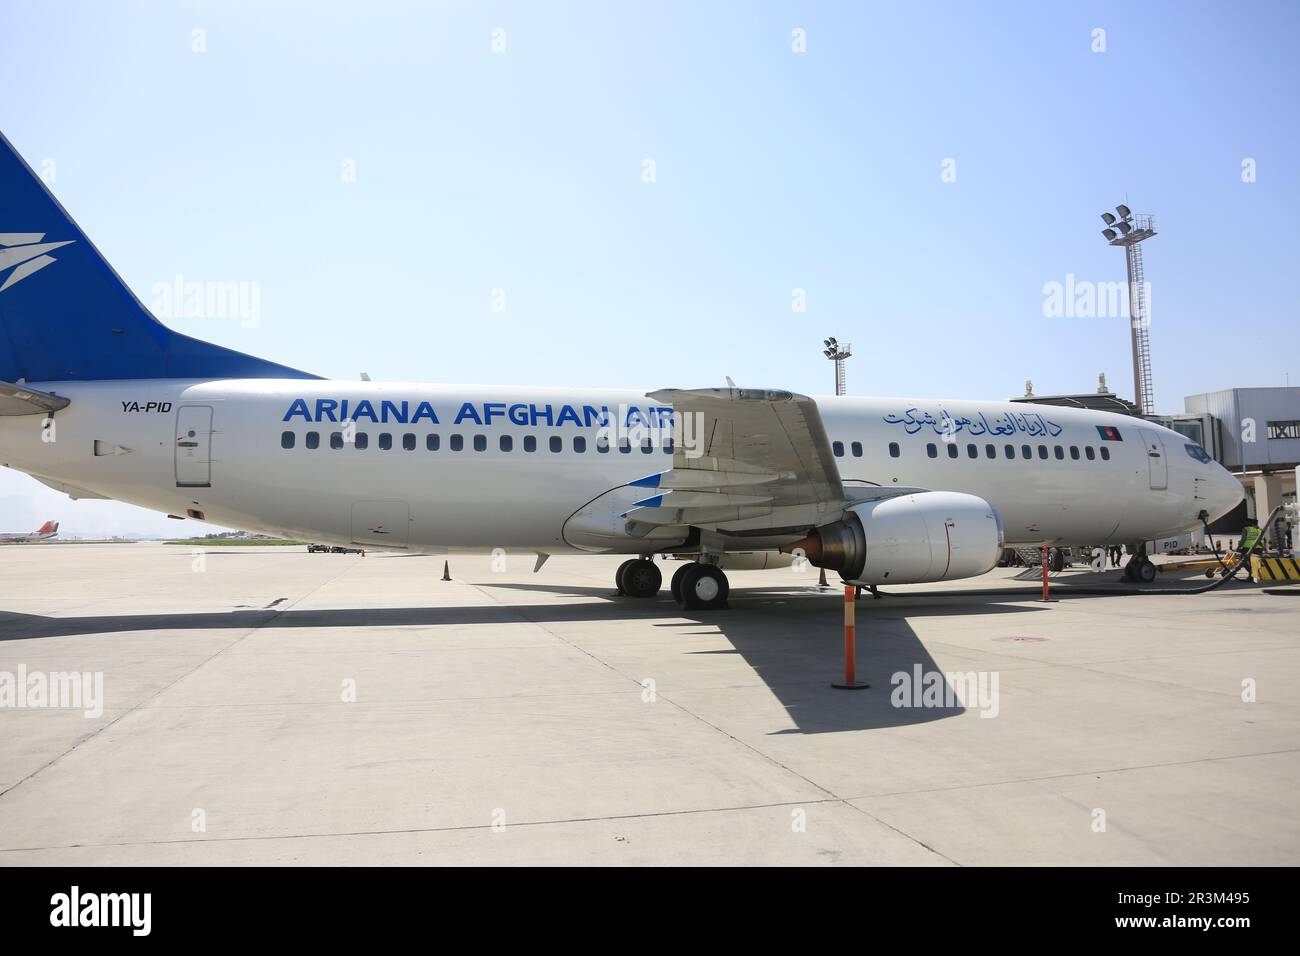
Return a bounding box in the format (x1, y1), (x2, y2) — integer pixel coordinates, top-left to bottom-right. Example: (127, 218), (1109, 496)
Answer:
(670, 562), (729, 611)
(614, 558), (730, 610)
(615, 558), (662, 598)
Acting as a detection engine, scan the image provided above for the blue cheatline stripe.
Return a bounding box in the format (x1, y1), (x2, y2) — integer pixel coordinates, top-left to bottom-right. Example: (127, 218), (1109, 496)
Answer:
(628, 472), (665, 489)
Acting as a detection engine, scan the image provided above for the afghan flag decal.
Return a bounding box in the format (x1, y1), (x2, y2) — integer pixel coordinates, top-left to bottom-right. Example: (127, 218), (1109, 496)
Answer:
(1096, 425), (1123, 441)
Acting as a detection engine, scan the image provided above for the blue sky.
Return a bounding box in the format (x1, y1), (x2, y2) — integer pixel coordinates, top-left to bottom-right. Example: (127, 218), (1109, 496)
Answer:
(1, 0), (1297, 534)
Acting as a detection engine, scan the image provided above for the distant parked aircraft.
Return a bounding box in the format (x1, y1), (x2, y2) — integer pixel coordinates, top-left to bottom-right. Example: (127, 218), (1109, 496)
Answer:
(0, 519), (59, 543)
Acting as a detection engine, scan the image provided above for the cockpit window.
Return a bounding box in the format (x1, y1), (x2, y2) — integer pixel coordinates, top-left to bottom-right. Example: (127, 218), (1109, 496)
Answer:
(1185, 443), (1212, 464)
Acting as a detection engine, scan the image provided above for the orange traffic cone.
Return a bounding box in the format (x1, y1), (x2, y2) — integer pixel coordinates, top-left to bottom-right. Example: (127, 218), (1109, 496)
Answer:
(441, 560), (451, 581)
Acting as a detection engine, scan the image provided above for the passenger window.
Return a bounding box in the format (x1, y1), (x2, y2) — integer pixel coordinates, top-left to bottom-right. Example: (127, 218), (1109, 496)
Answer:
(641, 439), (653, 454)
(426, 434), (439, 451)
(403, 433), (416, 451)
(550, 436), (563, 453)
(889, 442), (900, 458)
(618, 440), (631, 454)
(524, 435), (537, 452)
(833, 441), (844, 457)
(500, 435), (513, 452)
(985, 444), (995, 459)
(450, 434), (463, 451)
(1021, 444), (1031, 459)
(596, 436), (608, 454)
(851, 441), (863, 457)
(330, 432), (344, 449)
(1070, 446), (1080, 460)
(378, 433), (391, 450)
(574, 436), (586, 453)
(1085, 446), (1096, 460)
(473, 435), (487, 452)
(306, 431), (320, 450)
(947, 443), (958, 459)
(1054, 445), (1064, 460)
(1037, 445), (1048, 459)
(1100, 446), (1110, 460)
(354, 432), (369, 449)
(281, 431), (295, 449)
(926, 443), (938, 458)
(1004, 444), (1014, 459)
(967, 443), (977, 459)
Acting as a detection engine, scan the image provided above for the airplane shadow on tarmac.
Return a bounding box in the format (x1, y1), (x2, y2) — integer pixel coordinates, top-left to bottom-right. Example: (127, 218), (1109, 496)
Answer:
(0, 583), (1049, 734)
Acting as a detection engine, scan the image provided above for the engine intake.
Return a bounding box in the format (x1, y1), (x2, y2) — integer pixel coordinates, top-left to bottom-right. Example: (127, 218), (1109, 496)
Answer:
(783, 491), (1004, 585)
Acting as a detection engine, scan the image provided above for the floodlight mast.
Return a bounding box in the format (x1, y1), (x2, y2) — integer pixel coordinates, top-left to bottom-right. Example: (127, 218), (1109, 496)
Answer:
(1099, 205), (1157, 416)
(823, 336), (852, 396)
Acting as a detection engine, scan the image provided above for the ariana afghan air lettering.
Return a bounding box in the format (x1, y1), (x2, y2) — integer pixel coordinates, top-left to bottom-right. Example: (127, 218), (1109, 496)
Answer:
(282, 399), (675, 428)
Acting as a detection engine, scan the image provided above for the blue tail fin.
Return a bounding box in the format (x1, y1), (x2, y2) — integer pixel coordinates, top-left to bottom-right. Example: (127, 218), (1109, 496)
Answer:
(0, 131), (317, 383)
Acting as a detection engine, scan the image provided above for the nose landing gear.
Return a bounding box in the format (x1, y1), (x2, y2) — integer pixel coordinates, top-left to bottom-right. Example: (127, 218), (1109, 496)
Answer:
(1122, 550), (1158, 583)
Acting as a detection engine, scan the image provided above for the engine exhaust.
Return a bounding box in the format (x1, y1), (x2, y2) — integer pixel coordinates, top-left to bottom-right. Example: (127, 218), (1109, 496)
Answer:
(781, 517), (866, 580)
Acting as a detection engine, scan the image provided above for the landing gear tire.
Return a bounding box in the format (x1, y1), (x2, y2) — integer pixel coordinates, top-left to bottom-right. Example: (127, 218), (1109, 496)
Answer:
(614, 558), (638, 595)
(669, 562), (693, 604)
(678, 563), (729, 611)
(621, 558), (662, 598)
(1136, 559), (1158, 584)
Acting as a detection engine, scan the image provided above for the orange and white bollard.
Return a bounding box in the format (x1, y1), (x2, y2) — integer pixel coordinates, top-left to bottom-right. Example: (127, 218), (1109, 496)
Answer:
(832, 583), (870, 689)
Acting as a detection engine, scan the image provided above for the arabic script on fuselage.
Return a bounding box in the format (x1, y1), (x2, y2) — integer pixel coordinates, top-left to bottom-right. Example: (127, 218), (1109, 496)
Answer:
(883, 407), (1064, 439)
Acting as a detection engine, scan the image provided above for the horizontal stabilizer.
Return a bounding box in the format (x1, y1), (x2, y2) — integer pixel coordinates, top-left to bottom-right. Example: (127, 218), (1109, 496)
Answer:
(32, 475), (107, 500)
(0, 380), (70, 416)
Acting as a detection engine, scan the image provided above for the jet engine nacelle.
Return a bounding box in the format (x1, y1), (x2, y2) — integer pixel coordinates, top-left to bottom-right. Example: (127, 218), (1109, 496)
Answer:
(784, 491), (1004, 585)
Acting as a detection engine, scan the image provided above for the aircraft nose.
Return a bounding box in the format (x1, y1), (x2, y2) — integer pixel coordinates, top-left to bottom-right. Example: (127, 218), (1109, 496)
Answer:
(1210, 465), (1245, 521)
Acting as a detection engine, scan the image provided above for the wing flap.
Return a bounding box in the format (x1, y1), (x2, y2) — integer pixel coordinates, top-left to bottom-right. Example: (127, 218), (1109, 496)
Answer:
(615, 386), (846, 532)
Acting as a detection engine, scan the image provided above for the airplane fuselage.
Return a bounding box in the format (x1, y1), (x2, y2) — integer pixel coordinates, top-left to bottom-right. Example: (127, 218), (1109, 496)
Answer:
(0, 380), (1244, 554)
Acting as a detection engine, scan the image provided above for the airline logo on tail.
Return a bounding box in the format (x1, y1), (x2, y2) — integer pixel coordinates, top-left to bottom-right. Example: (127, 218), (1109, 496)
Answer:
(0, 233), (75, 293)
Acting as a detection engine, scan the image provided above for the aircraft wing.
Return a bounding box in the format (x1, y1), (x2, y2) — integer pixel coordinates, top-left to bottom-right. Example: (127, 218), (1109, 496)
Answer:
(623, 387), (845, 529)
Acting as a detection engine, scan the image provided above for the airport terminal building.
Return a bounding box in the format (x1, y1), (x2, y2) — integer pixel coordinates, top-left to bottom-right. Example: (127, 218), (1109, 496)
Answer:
(1177, 388), (1298, 542)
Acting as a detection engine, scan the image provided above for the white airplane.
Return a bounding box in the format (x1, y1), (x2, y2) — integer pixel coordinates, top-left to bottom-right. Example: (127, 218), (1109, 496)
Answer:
(0, 134), (1244, 608)
(0, 519), (58, 543)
